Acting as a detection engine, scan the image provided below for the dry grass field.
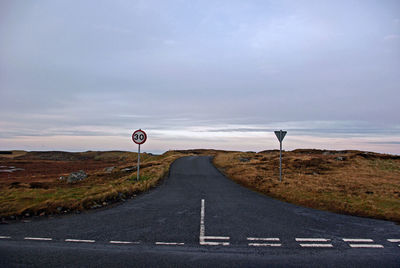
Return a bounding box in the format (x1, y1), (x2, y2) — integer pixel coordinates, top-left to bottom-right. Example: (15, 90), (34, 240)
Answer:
(0, 150), (187, 220)
(213, 149), (400, 223)
(2, 149), (399, 224)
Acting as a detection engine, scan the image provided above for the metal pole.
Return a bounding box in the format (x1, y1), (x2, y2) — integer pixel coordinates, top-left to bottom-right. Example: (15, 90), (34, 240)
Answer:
(137, 144), (141, 181)
(279, 130), (282, 182)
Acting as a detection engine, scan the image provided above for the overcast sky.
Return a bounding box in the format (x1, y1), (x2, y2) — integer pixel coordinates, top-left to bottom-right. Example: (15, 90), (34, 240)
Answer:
(1, 0), (399, 154)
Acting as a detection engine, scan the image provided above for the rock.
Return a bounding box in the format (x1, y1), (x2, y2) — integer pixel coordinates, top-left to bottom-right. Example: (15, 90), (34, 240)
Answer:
(104, 167), (115, 173)
(239, 157), (250, 162)
(122, 166), (137, 172)
(335, 156), (345, 161)
(67, 170), (87, 183)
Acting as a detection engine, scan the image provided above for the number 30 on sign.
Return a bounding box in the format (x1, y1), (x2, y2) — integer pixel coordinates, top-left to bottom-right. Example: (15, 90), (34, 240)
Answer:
(132, 129), (147, 145)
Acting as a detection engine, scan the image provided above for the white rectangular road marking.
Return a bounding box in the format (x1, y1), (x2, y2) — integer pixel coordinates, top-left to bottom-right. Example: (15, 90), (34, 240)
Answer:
(0, 236), (11, 239)
(65, 239), (95, 243)
(200, 199), (205, 240)
(109, 241), (139, 244)
(24, 237), (52, 241)
(247, 237), (280, 241)
(349, 244), (383, 248)
(300, 243), (333, 248)
(200, 241), (230, 246)
(249, 243), (282, 247)
(387, 239), (400, 243)
(296, 238), (330, 242)
(155, 242), (185, 246)
(343, 238), (373, 242)
(203, 236), (230, 240)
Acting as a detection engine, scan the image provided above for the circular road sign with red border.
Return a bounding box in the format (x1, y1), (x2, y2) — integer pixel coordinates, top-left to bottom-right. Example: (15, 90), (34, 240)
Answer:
(132, 129), (147, 145)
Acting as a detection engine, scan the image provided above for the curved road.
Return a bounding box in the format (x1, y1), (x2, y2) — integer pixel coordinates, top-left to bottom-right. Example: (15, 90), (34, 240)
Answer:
(0, 156), (399, 267)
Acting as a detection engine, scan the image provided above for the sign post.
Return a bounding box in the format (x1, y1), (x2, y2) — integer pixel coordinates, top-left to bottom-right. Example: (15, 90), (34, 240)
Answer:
(132, 129), (147, 181)
(274, 130), (287, 182)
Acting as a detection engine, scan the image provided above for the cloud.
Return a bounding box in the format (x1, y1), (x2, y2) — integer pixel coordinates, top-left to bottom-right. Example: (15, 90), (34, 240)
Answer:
(384, 34), (400, 41)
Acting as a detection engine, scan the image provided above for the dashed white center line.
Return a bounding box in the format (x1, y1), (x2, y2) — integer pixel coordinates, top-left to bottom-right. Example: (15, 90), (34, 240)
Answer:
(155, 242), (185, 246)
(296, 238), (330, 242)
(109, 241), (139, 245)
(0, 236), (11, 239)
(24, 237), (52, 241)
(247, 237), (280, 241)
(200, 241), (230, 246)
(249, 243), (282, 247)
(247, 237), (281, 247)
(65, 239), (95, 243)
(387, 239), (400, 243)
(343, 238), (373, 242)
(203, 236), (230, 240)
(300, 243), (333, 248)
(349, 244), (384, 248)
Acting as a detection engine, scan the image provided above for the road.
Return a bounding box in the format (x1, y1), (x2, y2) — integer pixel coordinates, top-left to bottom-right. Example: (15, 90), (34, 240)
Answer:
(0, 156), (399, 267)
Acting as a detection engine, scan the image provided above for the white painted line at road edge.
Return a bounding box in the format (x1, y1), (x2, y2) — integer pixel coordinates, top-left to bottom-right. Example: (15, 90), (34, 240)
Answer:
(349, 244), (384, 248)
(249, 243), (282, 247)
(0, 236), (11, 239)
(296, 238), (330, 242)
(109, 241), (139, 244)
(343, 238), (373, 242)
(387, 239), (400, 242)
(247, 237), (280, 241)
(24, 237), (52, 241)
(155, 242), (185, 246)
(65, 239), (95, 243)
(300, 243), (333, 248)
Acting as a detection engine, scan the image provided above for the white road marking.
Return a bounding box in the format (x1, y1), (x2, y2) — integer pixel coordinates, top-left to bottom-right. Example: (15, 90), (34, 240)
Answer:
(296, 238), (330, 242)
(200, 241), (230, 246)
(199, 199), (230, 246)
(109, 241), (139, 244)
(300, 243), (333, 248)
(200, 199), (205, 240)
(65, 239), (95, 243)
(343, 238), (374, 242)
(247, 237), (280, 241)
(24, 237), (52, 241)
(203, 236), (230, 240)
(0, 236), (11, 239)
(349, 244), (384, 248)
(387, 239), (400, 243)
(155, 242), (185, 246)
(249, 243), (282, 247)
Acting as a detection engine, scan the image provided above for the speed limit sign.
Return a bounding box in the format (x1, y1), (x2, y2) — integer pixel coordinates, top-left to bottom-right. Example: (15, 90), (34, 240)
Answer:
(132, 129), (147, 181)
(132, 129), (147, 145)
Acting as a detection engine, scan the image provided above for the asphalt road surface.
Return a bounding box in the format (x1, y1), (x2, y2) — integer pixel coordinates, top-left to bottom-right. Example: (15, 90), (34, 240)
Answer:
(1, 156), (399, 267)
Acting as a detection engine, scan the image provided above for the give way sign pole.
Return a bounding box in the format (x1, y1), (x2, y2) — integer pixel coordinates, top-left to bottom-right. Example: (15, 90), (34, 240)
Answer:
(274, 130), (287, 182)
(132, 129), (147, 181)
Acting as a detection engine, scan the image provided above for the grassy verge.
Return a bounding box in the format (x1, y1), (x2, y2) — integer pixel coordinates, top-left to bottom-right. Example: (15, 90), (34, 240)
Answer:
(213, 149), (400, 223)
(0, 151), (186, 219)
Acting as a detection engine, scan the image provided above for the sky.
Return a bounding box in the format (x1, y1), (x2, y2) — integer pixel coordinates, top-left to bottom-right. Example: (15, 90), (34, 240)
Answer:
(1, 0), (399, 154)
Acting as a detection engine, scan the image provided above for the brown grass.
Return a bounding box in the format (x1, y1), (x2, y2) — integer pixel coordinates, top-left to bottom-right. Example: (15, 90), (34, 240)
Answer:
(0, 150), (187, 219)
(213, 149), (400, 223)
